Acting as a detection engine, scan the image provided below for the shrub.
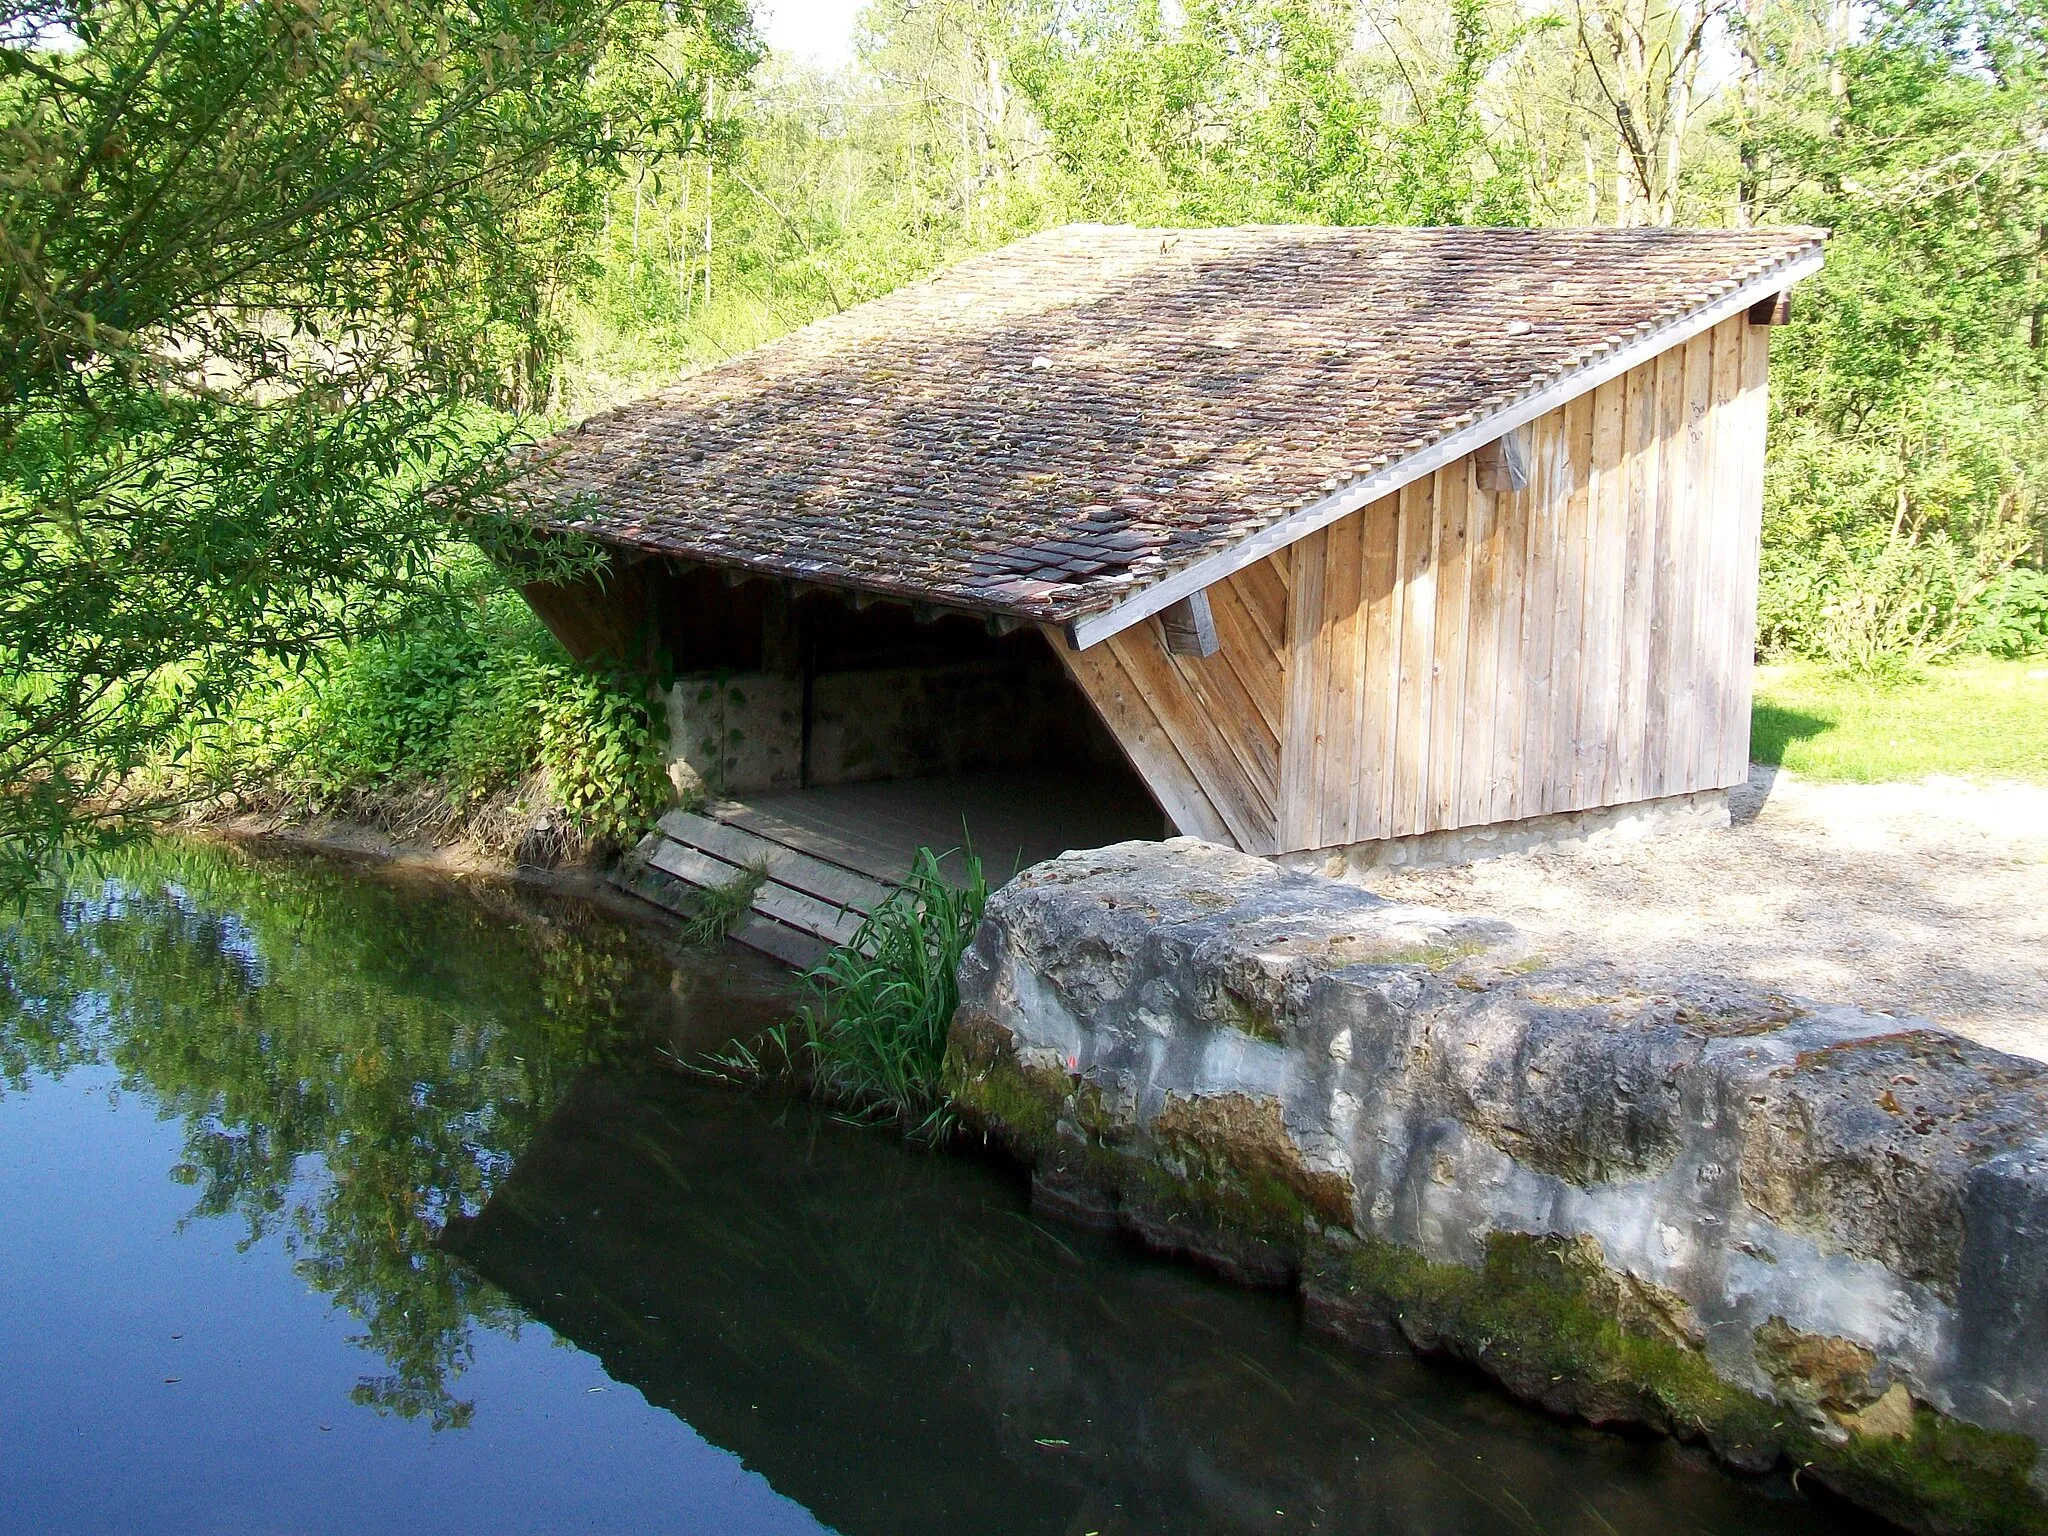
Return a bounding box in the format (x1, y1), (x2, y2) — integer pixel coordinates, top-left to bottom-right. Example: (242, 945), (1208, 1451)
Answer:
(186, 568), (672, 852)
(1970, 568), (2048, 659)
(1815, 532), (1991, 680)
(1757, 523), (2043, 680)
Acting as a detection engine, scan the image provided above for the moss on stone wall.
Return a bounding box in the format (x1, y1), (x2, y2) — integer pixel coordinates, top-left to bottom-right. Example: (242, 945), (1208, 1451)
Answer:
(1309, 1232), (1783, 1455)
(1314, 1229), (2048, 1536)
(1815, 1409), (2048, 1536)
(952, 1018), (2048, 1536)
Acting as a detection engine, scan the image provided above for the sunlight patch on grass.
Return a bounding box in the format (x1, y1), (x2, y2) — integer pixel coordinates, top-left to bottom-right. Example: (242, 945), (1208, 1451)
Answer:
(1751, 659), (2048, 784)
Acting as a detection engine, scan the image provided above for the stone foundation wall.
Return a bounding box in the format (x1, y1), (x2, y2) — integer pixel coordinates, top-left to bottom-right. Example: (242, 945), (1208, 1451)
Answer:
(948, 839), (2048, 1535)
(1276, 788), (1731, 877)
(664, 658), (1117, 798)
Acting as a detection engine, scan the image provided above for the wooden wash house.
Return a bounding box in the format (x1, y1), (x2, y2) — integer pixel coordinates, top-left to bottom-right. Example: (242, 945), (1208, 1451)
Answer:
(508, 224), (1824, 961)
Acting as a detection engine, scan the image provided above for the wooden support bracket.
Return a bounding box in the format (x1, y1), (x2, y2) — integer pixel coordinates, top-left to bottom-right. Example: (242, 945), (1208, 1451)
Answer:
(1748, 291), (1792, 326)
(1475, 425), (1531, 493)
(1159, 589), (1220, 657)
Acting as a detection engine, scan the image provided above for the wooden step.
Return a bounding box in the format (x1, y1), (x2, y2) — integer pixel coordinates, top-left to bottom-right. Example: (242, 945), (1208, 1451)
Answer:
(656, 808), (895, 914)
(643, 839), (868, 948)
(707, 799), (913, 886)
(614, 804), (905, 969)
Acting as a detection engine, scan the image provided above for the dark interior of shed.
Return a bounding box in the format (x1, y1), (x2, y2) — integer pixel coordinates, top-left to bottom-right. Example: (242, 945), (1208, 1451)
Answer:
(522, 553), (1168, 873)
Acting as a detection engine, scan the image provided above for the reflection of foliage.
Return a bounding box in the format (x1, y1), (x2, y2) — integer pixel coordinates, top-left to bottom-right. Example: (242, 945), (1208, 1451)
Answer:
(0, 839), (667, 1429)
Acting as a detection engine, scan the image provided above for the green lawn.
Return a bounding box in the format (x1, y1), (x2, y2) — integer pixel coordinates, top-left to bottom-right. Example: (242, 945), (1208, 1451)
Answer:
(1750, 658), (2048, 783)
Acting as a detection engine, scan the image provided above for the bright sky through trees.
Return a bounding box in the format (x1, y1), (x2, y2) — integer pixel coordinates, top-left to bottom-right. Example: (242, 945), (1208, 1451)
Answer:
(757, 0), (864, 63)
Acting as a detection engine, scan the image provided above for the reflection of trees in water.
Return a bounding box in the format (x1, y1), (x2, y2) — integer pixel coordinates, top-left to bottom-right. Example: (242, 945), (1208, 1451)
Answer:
(0, 841), (678, 1430)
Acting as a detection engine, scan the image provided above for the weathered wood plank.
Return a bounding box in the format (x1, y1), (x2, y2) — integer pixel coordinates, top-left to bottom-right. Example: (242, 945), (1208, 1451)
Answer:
(1612, 349), (1662, 806)
(1107, 625), (1274, 851)
(1392, 475), (1438, 833)
(1229, 556), (1290, 655)
(1544, 393), (1594, 813)
(1692, 319), (1734, 791)
(747, 881), (869, 948)
(1484, 457), (1529, 825)
(728, 915), (834, 970)
(1458, 460), (1501, 827)
(1642, 341), (1688, 800)
(1279, 527), (1329, 851)
(1427, 461), (1473, 832)
(1668, 326), (1718, 795)
(1724, 321), (1773, 784)
(657, 808), (894, 913)
(712, 800), (912, 885)
(1205, 576), (1284, 742)
(1577, 377), (1628, 806)
(1513, 410), (1565, 823)
(645, 839), (869, 947)
(1159, 623), (1280, 814)
(1049, 628), (1236, 846)
(1355, 495), (1403, 841)
(1159, 592), (1220, 657)
(1319, 511), (1366, 846)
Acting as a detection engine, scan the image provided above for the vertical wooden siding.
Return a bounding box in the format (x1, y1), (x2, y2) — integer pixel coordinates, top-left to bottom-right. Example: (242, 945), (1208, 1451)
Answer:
(1276, 314), (1769, 853)
(1050, 555), (1290, 852)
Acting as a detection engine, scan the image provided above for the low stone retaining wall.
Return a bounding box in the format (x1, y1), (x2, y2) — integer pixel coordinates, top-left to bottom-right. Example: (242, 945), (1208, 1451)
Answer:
(947, 839), (2048, 1535)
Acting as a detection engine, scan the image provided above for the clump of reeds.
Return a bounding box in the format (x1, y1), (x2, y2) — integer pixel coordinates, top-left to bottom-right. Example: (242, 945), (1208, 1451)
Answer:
(697, 846), (987, 1143)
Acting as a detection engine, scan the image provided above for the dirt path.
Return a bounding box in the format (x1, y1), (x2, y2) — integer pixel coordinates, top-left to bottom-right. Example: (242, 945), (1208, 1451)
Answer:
(1358, 766), (2048, 1061)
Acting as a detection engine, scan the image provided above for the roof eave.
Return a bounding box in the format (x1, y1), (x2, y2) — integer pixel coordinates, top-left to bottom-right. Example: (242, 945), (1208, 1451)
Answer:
(1063, 241), (1826, 653)
(530, 529), (1070, 626)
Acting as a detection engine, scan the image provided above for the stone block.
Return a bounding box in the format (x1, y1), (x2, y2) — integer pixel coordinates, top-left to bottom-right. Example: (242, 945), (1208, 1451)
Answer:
(949, 838), (2048, 1535)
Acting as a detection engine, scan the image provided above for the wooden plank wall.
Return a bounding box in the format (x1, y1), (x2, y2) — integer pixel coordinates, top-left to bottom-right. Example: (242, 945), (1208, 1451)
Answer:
(1050, 556), (1290, 853)
(1276, 313), (1770, 853)
(1054, 314), (1768, 857)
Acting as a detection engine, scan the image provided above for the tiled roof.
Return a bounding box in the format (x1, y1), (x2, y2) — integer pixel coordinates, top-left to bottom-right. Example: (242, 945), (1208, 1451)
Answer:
(508, 223), (1824, 625)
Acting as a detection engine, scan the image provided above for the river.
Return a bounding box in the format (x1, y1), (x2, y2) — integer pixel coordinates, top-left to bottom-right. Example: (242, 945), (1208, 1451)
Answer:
(0, 841), (1876, 1534)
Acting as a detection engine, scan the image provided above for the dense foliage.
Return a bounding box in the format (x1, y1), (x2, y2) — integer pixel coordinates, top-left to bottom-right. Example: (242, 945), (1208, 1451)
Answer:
(184, 564), (672, 851)
(0, 0), (753, 887)
(1752, 0), (2048, 673)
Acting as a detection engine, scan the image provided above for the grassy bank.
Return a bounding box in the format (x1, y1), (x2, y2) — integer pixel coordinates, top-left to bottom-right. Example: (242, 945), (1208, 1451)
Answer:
(174, 563), (674, 861)
(1751, 659), (2048, 784)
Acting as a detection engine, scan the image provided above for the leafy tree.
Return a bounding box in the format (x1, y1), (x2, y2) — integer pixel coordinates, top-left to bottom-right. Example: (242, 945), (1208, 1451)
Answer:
(1005, 0), (1531, 224)
(1749, 0), (2048, 665)
(0, 0), (755, 889)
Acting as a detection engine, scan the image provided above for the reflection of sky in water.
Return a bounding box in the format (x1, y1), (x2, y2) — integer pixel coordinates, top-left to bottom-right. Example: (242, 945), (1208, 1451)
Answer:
(0, 1062), (826, 1536)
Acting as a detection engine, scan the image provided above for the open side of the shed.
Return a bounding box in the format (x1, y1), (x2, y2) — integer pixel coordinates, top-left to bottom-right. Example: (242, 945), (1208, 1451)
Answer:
(1052, 308), (1774, 866)
(523, 561), (1170, 961)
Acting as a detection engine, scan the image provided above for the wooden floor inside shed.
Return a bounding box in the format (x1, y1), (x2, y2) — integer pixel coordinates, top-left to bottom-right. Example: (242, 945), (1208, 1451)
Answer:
(618, 768), (1166, 967)
(734, 769), (1166, 885)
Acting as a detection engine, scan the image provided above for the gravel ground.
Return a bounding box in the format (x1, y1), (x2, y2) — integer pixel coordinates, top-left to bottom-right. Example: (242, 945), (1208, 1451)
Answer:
(1358, 765), (2048, 1062)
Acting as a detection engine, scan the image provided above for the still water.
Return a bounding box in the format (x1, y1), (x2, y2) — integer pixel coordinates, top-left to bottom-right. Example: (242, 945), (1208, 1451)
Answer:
(0, 842), (1875, 1535)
